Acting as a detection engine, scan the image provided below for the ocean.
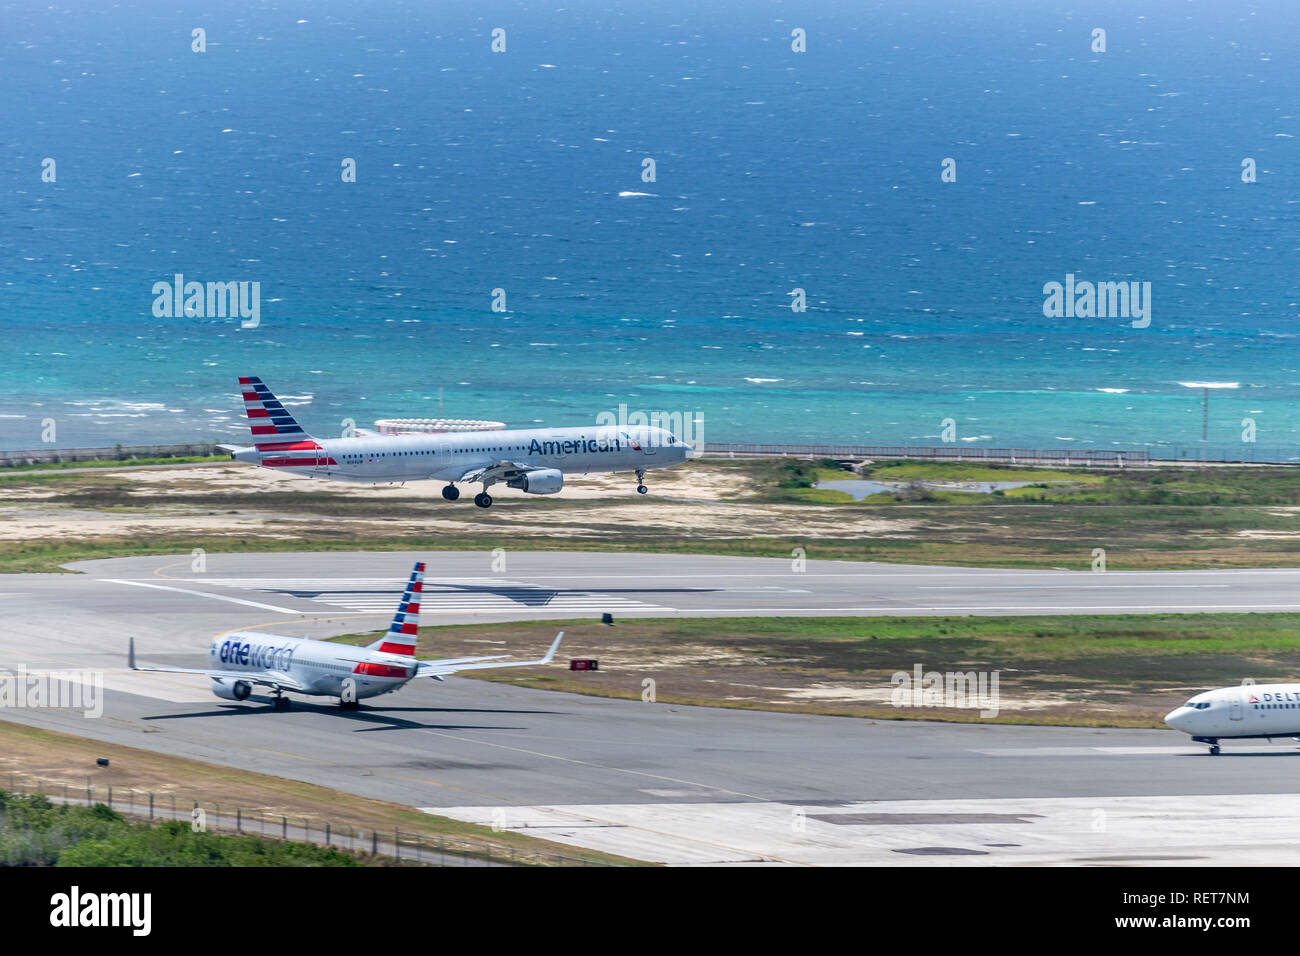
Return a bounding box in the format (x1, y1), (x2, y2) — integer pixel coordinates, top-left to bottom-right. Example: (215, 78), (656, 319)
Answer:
(1, 0), (1297, 454)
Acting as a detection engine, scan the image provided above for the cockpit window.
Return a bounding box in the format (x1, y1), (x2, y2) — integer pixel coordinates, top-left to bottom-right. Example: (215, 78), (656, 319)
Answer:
(1184, 700), (1210, 709)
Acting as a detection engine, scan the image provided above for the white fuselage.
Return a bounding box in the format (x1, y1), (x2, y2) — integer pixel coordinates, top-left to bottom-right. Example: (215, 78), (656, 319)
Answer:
(236, 424), (691, 484)
(210, 632), (414, 700)
(1165, 683), (1300, 741)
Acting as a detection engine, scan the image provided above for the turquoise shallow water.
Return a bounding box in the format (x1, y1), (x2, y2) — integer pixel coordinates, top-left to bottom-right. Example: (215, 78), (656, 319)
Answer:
(1, 0), (1297, 453)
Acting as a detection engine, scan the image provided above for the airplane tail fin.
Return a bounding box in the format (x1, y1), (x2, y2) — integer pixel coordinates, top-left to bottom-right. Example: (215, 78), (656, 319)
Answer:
(367, 561), (425, 656)
(239, 376), (316, 448)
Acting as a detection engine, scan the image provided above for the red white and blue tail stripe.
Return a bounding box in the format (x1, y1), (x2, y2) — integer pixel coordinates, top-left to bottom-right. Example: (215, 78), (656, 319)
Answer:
(238, 375), (336, 469)
(240, 375), (312, 443)
(374, 561), (424, 656)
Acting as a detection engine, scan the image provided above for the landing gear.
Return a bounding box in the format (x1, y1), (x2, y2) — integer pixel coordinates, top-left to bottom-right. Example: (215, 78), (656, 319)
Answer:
(442, 484), (460, 501)
(635, 469), (648, 495)
(338, 699), (360, 711)
(474, 492), (493, 509)
(272, 694), (291, 711)
(1209, 743), (1220, 756)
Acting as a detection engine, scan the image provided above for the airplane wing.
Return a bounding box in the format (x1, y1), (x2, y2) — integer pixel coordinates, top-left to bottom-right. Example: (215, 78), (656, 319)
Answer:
(128, 639), (309, 692)
(451, 459), (535, 485)
(416, 632), (563, 678)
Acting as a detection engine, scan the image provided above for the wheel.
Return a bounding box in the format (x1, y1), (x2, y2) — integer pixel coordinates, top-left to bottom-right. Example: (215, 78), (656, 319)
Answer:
(474, 492), (493, 508)
(339, 699), (360, 710)
(442, 485), (460, 501)
(636, 485), (648, 495)
(1209, 744), (1220, 755)
(273, 696), (290, 711)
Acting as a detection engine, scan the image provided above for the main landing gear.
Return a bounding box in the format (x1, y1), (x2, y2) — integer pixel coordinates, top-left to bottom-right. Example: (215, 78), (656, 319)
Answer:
(635, 468), (648, 495)
(271, 693), (291, 712)
(338, 699), (361, 711)
(443, 482), (491, 507)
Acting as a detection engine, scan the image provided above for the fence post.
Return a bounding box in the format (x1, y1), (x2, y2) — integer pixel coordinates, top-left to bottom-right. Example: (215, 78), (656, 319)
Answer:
(282, 816), (287, 840)
(107, 785), (112, 808)
(395, 828), (400, 861)
(149, 793), (154, 820)
(372, 830), (378, 856)
(325, 822), (330, 846)
(236, 807), (241, 832)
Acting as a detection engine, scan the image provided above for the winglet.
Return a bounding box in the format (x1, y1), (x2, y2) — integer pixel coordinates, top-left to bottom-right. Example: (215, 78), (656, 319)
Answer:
(128, 637), (137, 671)
(541, 631), (564, 664)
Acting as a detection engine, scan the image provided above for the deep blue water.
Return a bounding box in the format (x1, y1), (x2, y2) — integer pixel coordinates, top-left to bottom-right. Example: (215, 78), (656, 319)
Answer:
(1, 0), (1297, 453)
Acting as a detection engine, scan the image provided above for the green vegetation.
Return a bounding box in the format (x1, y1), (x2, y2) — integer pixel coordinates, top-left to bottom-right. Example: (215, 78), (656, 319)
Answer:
(3, 457), (1300, 573)
(330, 613), (1300, 728)
(864, 461), (1106, 484)
(0, 720), (641, 865)
(0, 454), (226, 475)
(0, 791), (359, 866)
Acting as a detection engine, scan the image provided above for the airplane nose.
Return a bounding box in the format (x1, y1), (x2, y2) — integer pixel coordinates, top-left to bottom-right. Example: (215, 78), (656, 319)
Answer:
(1164, 707), (1191, 730)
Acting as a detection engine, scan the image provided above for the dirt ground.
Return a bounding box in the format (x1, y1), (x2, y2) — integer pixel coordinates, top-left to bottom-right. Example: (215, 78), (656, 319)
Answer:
(0, 461), (917, 542)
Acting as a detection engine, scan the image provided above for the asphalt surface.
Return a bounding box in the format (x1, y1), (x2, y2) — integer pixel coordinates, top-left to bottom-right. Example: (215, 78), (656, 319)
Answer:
(2, 550), (1299, 864)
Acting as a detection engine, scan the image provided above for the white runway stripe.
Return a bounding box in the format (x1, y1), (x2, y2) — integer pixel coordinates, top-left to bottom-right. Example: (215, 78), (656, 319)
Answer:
(168, 577), (665, 613)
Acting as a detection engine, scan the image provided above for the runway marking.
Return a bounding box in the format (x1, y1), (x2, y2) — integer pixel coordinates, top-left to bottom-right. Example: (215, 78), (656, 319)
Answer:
(169, 577), (667, 615)
(104, 580), (303, 614)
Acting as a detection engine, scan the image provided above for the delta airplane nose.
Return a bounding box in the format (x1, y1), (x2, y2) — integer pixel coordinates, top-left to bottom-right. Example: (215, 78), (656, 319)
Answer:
(1164, 706), (1192, 731)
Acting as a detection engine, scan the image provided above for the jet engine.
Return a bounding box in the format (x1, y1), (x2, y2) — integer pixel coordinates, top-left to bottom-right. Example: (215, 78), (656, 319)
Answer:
(211, 678), (253, 701)
(508, 468), (563, 494)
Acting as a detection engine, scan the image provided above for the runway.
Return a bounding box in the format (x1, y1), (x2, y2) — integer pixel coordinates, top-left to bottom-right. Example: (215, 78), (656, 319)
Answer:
(70, 550), (1300, 622)
(3, 550), (1300, 865)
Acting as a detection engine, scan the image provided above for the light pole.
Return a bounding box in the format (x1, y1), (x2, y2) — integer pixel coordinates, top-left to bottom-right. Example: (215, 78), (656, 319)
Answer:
(1178, 381), (1239, 452)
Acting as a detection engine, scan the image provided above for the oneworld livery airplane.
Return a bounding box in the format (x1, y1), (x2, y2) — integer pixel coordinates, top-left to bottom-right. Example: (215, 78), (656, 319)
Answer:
(221, 375), (693, 507)
(129, 561), (562, 710)
(1165, 683), (1300, 755)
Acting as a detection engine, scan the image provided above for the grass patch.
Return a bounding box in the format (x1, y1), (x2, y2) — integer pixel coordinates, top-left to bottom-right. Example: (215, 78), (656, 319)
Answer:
(0, 720), (641, 866)
(0, 791), (361, 866)
(328, 613), (1300, 728)
(0, 455), (227, 474)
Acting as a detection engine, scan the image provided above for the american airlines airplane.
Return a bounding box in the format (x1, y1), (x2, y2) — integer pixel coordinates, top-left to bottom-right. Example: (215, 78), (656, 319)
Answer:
(129, 561), (563, 710)
(1165, 683), (1300, 754)
(220, 375), (693, 507)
